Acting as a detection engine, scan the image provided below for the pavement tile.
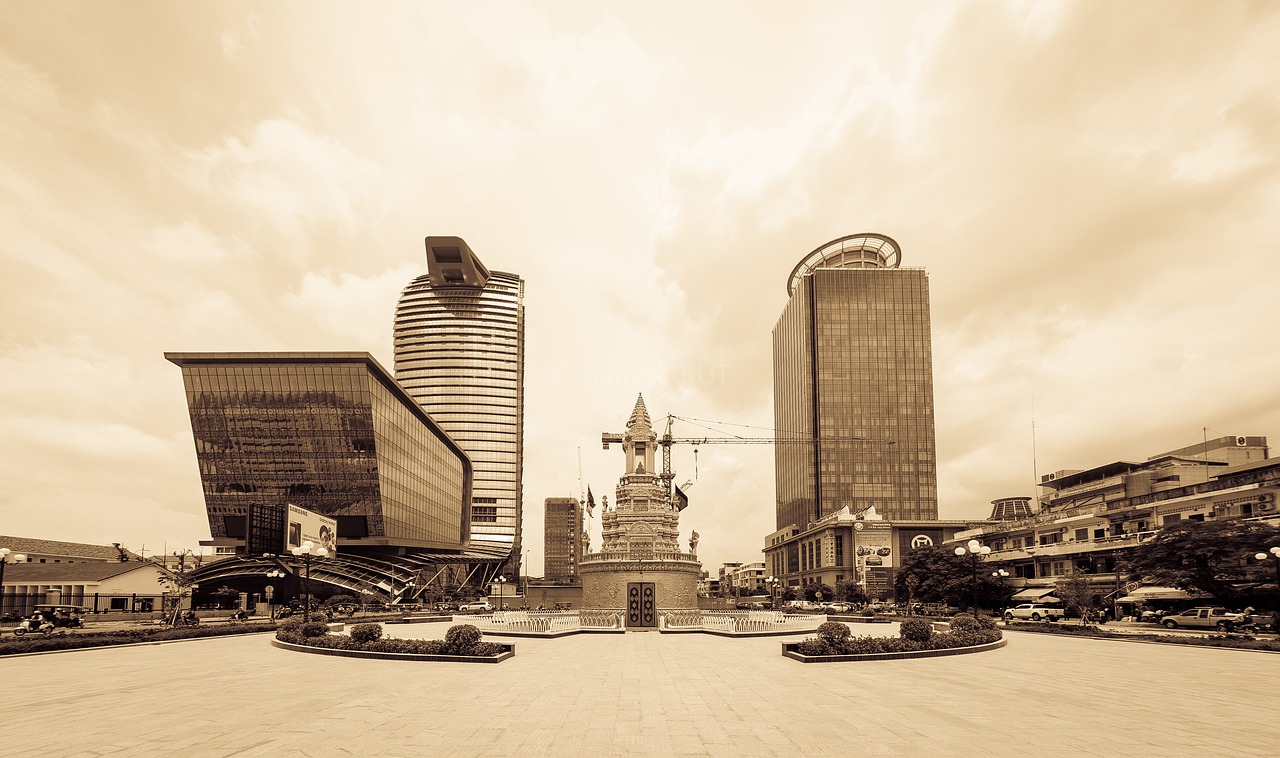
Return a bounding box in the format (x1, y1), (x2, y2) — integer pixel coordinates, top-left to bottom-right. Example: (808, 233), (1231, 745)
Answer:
(2, 626), (1278, 756)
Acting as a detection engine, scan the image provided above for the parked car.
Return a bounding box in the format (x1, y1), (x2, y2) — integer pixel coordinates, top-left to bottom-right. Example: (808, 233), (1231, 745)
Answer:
(1160, 607), (1251, 632)
(457, 601), (493, 613)
(822, 602), (853, 614)
(1003, 603), (1065, 622)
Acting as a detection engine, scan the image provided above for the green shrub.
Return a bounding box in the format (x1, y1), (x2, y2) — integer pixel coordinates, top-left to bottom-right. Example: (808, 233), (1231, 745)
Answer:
(973, 614), (997, 631)
(299, 622), (330, 638)
(899, 618), (934, 642)
(444, 624), (483, 654)
(349, 623), (382, 644)
(949, 614), (979, 632)
(796, 639), (834, 656)
(817, 622), (852, 646)
(277, 618), (305, 634)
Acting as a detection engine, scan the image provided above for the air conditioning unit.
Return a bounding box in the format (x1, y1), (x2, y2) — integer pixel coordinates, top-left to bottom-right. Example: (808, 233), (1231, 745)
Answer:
(1236, 436), (1248, 446)
(1260, 502), (1275, 512)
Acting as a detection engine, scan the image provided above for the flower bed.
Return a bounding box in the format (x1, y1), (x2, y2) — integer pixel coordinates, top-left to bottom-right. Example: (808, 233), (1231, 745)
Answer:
(784, 616), (1005, 662)
(273, 621), (514, 663)
(0, 622), (276, 656)
(1004, 621), (1280, 652)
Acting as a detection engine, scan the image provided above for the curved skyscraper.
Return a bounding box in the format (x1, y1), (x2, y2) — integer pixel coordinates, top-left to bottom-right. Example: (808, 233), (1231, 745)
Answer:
(394, 237), (525, 580)
(773, 233), (939, 530)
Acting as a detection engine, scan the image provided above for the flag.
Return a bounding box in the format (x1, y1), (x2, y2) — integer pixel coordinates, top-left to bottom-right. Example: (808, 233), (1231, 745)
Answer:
(586, 486), (595, 517)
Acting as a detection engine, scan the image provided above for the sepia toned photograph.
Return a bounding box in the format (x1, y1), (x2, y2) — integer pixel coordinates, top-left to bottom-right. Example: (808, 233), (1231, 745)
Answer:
(2, 2), (1278, 756)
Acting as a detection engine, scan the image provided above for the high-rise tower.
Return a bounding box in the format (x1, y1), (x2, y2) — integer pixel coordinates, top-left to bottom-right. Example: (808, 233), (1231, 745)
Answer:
(772, 233), (938, 531)
(394, 236), (525, 580)
(544, 497), (583, 583)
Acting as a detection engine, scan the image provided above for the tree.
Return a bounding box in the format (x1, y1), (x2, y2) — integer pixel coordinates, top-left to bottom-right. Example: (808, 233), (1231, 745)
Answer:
(835, 580), (868, 605)
(893, 546), (1003, 611)
(1054, 574), (1097, 621)
(804, 583), (834, 602)
(1123, 519), (1280, 601)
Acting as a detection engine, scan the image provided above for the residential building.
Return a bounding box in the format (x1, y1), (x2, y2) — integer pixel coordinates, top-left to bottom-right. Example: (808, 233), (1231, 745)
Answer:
(730, 561), (767, 596)
(544, 497), (583, 583)
(394, 236), (525, 581)
(772, 232), (939, 537)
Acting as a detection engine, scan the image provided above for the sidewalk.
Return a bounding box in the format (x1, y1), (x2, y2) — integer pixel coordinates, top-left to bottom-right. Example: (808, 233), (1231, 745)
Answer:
(2, 624), (1279, 756)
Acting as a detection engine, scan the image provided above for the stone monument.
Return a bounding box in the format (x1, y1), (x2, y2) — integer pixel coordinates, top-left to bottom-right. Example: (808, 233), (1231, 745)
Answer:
(579, 394), (702, 628)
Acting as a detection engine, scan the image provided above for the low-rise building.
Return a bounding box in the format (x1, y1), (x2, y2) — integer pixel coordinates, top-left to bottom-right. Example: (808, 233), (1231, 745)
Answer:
(764, 507), (974, 600)
(948, 435), (1278, 610)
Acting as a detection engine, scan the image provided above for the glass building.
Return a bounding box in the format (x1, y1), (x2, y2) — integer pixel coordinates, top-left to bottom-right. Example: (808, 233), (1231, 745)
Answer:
(166, 352), (505, 599)
(394, 237), (525, 580)
(543, 497), (583, 583)
(773, 233), (939, 532)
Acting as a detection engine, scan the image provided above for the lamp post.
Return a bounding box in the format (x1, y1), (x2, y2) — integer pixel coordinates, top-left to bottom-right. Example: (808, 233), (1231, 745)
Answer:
(991, 568), (1010, 614)
(497, 575), (506, 611)
(765, 575), (779, 609)
(1253, 546), (1280, 634)
(955, 540), (991, 617)
(290, 541), (328, 623)
(0, 548), (27, 619)
(265, 568), (285, 621)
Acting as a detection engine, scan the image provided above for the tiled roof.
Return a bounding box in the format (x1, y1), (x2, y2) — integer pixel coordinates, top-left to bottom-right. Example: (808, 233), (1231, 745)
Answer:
(2, 562), (160, 583)
(0, 536), (138, 562)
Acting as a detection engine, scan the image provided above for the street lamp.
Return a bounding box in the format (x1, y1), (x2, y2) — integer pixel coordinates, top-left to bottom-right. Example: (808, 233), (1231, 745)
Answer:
(265, 568), (286, 621)
(955, 540), (992, 617)
(1253, 546), (1280, 634)
(765, 575), (779, 609)
(290, 541), (328, 623)
(0, 548), (27, 619)
(497, 575), (506, 611)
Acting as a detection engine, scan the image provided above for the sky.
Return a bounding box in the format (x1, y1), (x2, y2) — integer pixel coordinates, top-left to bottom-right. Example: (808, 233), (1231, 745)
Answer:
(3, 1), (1279, 576)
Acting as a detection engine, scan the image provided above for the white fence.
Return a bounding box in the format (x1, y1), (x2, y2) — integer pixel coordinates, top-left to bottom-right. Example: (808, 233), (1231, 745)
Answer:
(460, 610), (624, 634)
(660, 610), (824, 635)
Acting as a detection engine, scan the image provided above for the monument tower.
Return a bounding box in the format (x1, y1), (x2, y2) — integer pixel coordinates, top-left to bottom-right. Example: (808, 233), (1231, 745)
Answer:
(579, 395), (701, 628)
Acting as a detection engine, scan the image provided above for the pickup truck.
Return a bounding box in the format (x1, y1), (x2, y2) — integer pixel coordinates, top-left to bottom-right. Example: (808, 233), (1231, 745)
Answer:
(1159, 607), (1251, 632)
(1003, 603), (1065, 622)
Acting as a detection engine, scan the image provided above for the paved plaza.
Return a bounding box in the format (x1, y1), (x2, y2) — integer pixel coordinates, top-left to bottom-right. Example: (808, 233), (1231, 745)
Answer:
(1, 623), (1277, 757)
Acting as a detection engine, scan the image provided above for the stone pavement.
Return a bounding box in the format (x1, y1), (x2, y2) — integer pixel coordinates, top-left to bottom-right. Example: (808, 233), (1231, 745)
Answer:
(1, 623), (1277, 757)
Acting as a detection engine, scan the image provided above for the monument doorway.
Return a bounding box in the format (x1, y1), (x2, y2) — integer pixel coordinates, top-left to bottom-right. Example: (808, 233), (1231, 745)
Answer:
(626, 582), (656, 628)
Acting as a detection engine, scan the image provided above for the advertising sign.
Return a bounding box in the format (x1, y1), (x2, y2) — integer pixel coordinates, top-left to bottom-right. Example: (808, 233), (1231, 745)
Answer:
(855, 524), (893, 595)
(287, 503), (337, 556)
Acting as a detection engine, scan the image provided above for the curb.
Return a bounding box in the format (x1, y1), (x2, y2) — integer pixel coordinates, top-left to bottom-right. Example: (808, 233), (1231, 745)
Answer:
(271, 637), (515, 663)
(782, 637), (1007, 663)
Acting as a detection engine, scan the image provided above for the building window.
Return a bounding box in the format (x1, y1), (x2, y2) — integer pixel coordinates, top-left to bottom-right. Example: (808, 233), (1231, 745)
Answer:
(473, 506), (498, 523)
(834, 535), (844, 566)
(1074, 528), (1089, 542)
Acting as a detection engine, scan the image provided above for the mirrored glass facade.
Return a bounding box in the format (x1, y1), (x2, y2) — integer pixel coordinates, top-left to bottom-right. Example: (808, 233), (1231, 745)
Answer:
(166, 352), (472, 551)
(394, 238), (525, 578)
(773, 235), (939, 530)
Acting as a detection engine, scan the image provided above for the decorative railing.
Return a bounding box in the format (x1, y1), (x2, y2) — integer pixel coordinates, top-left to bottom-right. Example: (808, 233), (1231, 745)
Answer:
(463, 610), (623, 634)
(580, 551), (700, 563)
(659, 610), (823, 634)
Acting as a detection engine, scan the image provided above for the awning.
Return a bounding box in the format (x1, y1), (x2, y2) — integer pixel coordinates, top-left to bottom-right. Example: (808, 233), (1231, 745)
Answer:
(1115, 586), (1211, 602)
(1011, 587), (1059, 601)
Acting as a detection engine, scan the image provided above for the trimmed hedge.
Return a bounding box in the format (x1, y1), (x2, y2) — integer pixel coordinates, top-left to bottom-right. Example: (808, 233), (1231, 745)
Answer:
(1005, 621), (1280, 651)
(795, 620), (1001, 656)
(349, 623), (383, 644)
(276, 622), (505, 657)
(0, 623), (276, 656)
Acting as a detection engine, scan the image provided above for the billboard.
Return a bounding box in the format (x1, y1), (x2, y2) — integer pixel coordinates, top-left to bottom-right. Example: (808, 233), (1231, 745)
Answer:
(287, 503), (337, 556)
(855, 523), (893, 596)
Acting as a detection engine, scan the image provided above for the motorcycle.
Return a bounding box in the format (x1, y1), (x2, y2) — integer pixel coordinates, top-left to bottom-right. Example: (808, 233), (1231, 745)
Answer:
(13, 618), (58, 636)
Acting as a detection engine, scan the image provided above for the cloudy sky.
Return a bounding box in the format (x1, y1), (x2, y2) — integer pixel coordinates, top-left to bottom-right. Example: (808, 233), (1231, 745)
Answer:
(3, 1), (1278, 575)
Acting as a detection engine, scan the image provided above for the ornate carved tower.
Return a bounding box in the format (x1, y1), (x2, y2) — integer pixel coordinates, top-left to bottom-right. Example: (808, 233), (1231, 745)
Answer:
(580, 395), (702, 626)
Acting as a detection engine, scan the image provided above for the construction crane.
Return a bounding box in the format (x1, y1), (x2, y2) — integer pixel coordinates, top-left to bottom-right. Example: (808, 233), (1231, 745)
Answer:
(602, 414), (893, 507)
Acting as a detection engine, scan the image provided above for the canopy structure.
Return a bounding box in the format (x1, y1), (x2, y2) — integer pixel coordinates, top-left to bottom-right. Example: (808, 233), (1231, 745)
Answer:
(1010, 587), (1060, 602)
(1115, 585), (1212, 603)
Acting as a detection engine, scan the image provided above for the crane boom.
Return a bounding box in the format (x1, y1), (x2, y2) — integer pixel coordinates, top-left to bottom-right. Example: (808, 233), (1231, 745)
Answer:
(600, 413), (893, 505)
